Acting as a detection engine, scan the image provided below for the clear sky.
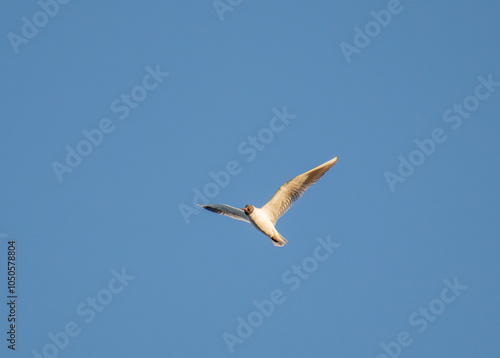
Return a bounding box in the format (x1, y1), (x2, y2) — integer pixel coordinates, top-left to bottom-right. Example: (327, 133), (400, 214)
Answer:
(1, 1), (499, 357)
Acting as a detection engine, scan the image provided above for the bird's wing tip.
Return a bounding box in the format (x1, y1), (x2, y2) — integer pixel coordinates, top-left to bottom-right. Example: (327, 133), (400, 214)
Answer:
(328, 156), (339, 164)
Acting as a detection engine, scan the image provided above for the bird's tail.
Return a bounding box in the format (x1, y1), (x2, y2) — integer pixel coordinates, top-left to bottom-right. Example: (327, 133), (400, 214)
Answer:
(271, 231), (287, 247)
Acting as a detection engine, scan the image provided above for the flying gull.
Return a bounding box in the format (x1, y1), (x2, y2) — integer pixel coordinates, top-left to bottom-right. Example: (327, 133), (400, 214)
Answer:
(199, 156), (339, 247)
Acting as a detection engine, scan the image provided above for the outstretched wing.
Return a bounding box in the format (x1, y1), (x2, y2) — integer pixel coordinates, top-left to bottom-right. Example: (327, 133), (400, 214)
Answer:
(262, 156), (338, 224)
(198, 204), (250, 223)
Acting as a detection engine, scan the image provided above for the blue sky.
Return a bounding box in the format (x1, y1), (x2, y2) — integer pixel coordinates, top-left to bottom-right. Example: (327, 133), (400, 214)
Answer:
(1, 1), (499, 357)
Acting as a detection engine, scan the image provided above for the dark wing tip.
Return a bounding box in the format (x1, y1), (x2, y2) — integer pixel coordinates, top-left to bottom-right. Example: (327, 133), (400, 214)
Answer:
(199, 205), (222, 214)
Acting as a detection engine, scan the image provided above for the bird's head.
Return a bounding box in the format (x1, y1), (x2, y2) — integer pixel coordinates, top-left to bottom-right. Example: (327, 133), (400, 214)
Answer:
(242, 205), (254, 215)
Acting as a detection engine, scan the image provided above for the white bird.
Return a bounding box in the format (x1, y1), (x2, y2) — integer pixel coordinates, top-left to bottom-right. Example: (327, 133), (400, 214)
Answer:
(199, 156), (339, 247)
